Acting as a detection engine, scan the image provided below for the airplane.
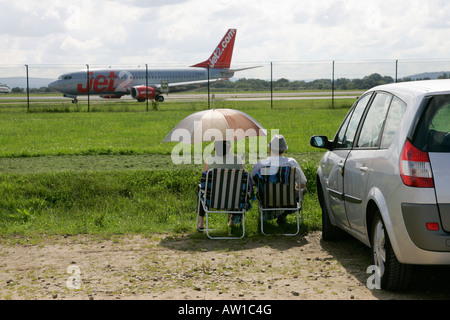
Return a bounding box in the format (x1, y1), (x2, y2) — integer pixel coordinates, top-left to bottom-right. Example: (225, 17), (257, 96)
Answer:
(48, 29), (255, 103)
(0, 84), (12, 94)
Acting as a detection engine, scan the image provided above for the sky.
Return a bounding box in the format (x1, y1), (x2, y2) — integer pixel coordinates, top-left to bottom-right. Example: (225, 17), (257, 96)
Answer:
(1, 0), (450, 79)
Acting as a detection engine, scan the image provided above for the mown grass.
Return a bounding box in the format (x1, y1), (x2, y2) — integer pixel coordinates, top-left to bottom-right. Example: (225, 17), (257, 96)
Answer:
(0, 170), (200, 236)
(0, 166), (322, 238)
(0, 98), (353, 239)
(0, 99), (351, 157)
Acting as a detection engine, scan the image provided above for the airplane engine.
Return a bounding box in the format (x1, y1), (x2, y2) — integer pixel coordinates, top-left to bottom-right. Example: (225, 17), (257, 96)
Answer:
(131, 85), (156, 102)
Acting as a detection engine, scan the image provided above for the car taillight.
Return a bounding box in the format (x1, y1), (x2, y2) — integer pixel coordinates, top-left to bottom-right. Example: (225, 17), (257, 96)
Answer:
(400, 140), (434, 188)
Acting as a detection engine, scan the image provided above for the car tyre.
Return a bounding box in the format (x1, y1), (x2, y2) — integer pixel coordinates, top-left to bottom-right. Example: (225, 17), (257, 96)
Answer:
(371, 213), (412, 291)
(320, 188), (345, 241)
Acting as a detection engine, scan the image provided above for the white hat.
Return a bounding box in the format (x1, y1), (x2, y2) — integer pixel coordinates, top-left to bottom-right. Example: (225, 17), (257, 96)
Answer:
(268, 135), (288, 152)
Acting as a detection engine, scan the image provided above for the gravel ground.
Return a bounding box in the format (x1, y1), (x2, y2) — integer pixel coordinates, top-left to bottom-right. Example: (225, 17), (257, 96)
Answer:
(1, 231), (450, 300)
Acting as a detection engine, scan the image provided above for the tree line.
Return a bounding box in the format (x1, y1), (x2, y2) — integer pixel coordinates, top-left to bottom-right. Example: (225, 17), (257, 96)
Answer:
(11, 72), (449, 94)
(11, 87), (53, 93)
(206, 73), (395, 92)
(210, 72), (448, 92)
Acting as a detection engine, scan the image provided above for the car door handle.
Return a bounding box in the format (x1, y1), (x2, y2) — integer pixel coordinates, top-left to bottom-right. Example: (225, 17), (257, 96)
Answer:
(359, 166), (368, 173)
(338, 161), (345, 176)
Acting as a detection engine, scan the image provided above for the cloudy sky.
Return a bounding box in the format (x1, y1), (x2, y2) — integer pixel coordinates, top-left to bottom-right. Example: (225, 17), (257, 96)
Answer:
(1, 0), (450, 79)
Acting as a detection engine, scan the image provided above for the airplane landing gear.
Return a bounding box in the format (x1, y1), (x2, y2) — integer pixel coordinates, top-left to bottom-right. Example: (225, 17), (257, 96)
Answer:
(64, 94), (78, 104)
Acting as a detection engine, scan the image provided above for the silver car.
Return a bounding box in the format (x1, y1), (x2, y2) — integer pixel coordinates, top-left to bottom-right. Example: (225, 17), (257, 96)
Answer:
(310, 79), (450, 291)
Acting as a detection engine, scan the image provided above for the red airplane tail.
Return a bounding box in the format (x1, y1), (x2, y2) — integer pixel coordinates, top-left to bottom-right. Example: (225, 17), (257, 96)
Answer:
(191, 29), (236, 69)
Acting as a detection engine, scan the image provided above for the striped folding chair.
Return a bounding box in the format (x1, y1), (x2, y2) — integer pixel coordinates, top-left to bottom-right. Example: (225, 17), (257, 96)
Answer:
(254, 166), (303, 236)
(200, 168), (250, 239)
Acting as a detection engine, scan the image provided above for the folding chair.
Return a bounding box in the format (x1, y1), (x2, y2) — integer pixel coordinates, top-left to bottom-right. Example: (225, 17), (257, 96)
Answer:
(198, 168), (250, 239)
(254, 166), (303, 236)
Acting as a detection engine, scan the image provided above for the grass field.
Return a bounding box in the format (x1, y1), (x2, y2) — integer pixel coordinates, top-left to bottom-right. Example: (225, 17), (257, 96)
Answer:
(0, 98), (353, 239)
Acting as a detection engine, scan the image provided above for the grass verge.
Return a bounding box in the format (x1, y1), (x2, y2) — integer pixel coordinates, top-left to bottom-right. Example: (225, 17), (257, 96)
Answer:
(0, 158), (322, 239)
(0, 98), (347, 239)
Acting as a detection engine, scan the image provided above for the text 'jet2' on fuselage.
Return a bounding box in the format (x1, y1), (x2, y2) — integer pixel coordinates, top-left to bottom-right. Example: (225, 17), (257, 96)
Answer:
(48, 29), (257, 103)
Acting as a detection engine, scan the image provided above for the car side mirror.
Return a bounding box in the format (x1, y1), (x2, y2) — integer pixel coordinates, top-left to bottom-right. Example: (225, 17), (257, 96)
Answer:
(310, 135), (332, 150)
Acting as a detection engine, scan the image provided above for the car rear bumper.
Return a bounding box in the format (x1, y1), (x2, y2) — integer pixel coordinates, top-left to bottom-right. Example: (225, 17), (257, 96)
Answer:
(402, 203), (450, 252)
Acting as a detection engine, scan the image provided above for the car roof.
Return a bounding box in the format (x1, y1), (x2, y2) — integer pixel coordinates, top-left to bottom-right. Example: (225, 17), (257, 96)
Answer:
(367, 79), (450, 104)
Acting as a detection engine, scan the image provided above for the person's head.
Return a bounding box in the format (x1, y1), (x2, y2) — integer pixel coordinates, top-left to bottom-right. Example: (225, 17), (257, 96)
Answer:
(268, 135), (288, 155)
(214, 140), (231, 156)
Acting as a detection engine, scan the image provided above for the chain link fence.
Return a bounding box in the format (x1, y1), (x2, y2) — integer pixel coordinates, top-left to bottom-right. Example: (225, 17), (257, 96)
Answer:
(1, 59), (450, 112)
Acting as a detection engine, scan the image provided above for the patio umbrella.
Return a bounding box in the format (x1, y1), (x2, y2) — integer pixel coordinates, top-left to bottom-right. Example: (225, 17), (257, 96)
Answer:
(162, 108), (266, 143)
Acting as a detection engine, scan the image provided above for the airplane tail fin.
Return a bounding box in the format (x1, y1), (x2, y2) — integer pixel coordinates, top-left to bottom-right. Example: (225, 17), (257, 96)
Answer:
(191, 29), (236, 69)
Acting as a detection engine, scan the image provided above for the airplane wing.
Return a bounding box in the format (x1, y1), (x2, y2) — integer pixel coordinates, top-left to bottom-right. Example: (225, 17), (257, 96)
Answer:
(227, 66), (262, 72)
(154, 79), (226, 94)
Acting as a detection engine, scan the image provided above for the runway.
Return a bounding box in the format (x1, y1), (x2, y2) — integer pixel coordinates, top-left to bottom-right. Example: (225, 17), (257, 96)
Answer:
(0, 91), (362, 104)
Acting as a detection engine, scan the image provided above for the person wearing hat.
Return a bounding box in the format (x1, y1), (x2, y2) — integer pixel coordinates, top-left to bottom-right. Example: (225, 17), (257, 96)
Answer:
(197, 140), (244, 230)
(250, 134), (307, 224)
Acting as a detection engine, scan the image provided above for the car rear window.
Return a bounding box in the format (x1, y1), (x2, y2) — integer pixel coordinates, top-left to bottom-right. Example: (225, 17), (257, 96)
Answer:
(413, 94), (450, 152)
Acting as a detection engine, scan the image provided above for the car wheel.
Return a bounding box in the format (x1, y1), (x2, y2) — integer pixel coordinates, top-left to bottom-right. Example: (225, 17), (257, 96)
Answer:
(320, 187), (345, 241)
(371, 213), (412, 291)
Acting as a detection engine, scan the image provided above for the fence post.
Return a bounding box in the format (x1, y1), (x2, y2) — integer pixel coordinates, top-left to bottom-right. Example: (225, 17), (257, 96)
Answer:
(86, 64), (90, 112)
(332, 60), (335, 109)
(395, 59), (398, 83)
(146, 63), (148, 111)
(25, 64), (30, 112)
(207, 64), (210, 109)
(270, 62), (273, 109)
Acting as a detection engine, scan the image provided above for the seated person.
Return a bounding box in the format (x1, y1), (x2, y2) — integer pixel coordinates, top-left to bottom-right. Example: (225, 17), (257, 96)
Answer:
(250, 135), (307, 225)
(197, 140), (244, 230)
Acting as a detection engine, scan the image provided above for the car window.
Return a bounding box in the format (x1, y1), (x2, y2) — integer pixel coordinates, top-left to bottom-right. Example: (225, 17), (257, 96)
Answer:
(335, 93), (372, 149)
(428, 98), (450, 152)
(430, 103), (450, 132)
(414, 94), (450, 152)
(335, 110), (352, 148)
(380, 96), (407, 148)
(356, 92), (392, 148)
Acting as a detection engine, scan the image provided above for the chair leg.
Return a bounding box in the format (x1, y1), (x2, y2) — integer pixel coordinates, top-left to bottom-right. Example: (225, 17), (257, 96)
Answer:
(260, 208), (301, 236)
(260, 209), (268, 236)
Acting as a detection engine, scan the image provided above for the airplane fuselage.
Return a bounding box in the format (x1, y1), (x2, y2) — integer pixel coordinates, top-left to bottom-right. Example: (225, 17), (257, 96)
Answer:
(48, 29), (243, 103)
(49, 67), (234, 97)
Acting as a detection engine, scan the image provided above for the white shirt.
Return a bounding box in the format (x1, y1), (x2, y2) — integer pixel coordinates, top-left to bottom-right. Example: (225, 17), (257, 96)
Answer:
(250, 155), (307, 187)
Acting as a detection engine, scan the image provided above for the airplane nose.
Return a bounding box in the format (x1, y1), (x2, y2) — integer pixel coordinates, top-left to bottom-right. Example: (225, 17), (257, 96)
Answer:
(48, 80), (59, 91)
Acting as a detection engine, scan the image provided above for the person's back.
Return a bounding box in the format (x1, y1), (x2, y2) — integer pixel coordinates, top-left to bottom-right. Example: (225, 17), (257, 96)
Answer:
(250, 135), (306, 225)
(250, 135), (306, 189)
(198, 141), (244, 230)
(204, 140), (243, 170)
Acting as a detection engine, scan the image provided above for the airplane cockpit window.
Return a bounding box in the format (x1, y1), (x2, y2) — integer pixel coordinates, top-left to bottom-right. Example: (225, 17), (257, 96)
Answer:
(58, 75), (72, 80)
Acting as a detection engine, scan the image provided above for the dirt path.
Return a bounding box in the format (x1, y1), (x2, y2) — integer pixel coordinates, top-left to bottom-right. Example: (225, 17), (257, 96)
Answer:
(1, 231), (450, 300)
